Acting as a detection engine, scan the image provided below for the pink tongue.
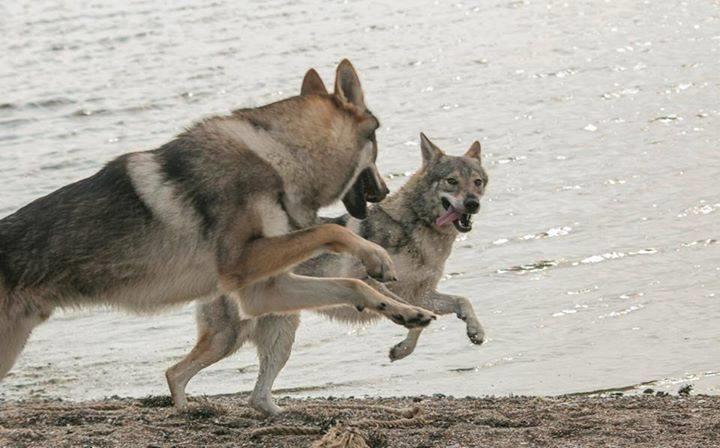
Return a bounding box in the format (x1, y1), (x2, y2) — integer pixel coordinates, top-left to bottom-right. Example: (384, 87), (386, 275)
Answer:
(435, 205), (462, 226)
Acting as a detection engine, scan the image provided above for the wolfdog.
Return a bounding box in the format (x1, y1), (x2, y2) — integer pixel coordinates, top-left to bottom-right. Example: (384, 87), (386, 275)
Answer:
(0, 60), (436, 384)
(166, 134), (488, 415)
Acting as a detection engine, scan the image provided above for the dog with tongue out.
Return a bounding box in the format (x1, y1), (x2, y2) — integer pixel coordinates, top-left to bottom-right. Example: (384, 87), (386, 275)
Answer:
(408, 133), (487, 234)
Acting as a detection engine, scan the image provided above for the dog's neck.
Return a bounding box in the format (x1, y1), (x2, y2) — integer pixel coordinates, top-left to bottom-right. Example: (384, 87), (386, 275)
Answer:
(378, 184), (458, 250)
(230, 99), (362, 221)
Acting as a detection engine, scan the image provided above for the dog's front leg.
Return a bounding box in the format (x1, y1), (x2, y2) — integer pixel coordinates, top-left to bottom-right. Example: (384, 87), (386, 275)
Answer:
(239, 273), (435, 329)
(250, 314), (299, 416)
(361, 278), (429, 362)
(425, 291), (485, 345)
(217, 223), (398, 290)
(388, 328), (423, 362)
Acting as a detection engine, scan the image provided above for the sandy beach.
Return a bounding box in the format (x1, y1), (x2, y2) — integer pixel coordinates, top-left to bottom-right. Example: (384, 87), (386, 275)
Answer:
(1, 393), (718, 447)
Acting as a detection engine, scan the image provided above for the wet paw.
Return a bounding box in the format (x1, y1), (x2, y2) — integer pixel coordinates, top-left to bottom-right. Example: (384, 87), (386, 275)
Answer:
(389, 342), (413, 361)
(467, 323), (485, 345)
(468, 331), (485, 345)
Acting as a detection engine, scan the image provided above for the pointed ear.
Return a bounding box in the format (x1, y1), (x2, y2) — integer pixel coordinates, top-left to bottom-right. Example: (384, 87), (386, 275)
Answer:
(420, 133), (443, 165)
(465, 141), (482, 160)
(301, 68), (328, 96)
(334, 59), (365, 108)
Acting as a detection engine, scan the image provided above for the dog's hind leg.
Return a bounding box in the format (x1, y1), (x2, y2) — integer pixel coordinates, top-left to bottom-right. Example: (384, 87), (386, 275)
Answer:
(166, 296), (254, 409)
(249, 314), (299, 416)
(0, 305), (49, 380)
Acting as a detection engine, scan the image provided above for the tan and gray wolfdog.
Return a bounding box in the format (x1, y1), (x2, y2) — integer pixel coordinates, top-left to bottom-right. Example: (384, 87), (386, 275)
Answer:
(166, 133), (488, 415)
(0, 60), (436, 385)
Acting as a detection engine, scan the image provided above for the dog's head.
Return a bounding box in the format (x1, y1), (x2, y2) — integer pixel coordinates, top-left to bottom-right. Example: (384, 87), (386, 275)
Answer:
(411, 133), (488, 233)
(299, 60), (389, 219)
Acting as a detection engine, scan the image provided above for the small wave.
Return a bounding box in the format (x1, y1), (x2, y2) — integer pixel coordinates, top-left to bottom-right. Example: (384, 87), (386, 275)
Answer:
(531, 68), (578, 79)
(0, 118), (37, 127)
(0, 98), (76, 111)
(496, 247), (659, 275)
(497, 259), (560, 273)
(26, 98), (76, 108)
(677, 201), (720, 218)
(597, 303), (645, 319)
(651, 114), (682, 123)
(71, 108), (110, 117)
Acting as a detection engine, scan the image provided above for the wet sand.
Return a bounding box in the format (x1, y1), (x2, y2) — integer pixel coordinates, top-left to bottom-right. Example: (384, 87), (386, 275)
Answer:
(1, 394), (718, 447)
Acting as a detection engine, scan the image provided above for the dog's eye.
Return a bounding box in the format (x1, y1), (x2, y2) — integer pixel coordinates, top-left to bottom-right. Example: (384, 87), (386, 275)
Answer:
(446, 178), (458, 185)
(474, 179), (483, 187)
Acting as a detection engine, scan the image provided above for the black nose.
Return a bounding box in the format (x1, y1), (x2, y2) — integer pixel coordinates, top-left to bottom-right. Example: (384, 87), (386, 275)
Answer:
(464, 197), (480, 213)
(366, 185), (389, 203)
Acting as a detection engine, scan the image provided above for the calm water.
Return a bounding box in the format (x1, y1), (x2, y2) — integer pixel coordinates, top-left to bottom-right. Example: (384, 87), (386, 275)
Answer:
(1, 0), (719, 401)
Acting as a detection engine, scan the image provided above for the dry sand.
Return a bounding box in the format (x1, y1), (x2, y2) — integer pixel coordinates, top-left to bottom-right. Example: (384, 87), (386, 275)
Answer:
(1, 393), (718, 447)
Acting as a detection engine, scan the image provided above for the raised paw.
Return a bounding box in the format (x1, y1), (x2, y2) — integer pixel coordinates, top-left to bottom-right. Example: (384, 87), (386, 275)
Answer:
(356, 241), (398, 283)
(389, 340), (414, 361)
(467, 321), (485, 345)
(382, 304), (436, 329)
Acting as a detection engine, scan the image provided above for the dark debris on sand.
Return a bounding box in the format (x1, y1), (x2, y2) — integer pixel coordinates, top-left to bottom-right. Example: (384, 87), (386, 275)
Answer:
(1, 394), (719, 447)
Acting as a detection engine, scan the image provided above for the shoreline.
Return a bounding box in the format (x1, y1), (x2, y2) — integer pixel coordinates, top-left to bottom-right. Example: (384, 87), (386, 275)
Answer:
(1, 393), (718, 447)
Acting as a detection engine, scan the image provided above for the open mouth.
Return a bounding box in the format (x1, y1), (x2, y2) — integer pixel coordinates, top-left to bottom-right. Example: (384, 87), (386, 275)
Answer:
(437, 198), (473, 233)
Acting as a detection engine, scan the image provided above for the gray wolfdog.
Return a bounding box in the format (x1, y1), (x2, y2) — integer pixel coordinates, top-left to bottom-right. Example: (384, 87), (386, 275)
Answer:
(0, 60), (436, 383)
(166, 133), (488, 415)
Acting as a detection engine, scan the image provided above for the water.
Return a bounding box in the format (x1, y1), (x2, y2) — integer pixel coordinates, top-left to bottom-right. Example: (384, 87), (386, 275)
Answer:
(1, 0), (719, 401)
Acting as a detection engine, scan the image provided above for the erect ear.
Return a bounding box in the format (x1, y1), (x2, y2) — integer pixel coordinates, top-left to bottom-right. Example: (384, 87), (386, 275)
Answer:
(300, 68), (328, 96)
(465, 141), (482, 160)
(420, 132), (443, 165)
(334, 59), (365, 108)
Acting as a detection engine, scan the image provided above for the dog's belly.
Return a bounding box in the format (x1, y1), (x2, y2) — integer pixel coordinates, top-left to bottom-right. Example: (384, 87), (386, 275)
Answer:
(99, 250), (219, 314)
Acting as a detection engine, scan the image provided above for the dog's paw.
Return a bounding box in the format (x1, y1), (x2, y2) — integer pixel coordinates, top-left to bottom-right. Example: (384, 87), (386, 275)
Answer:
(384, 304), (436, 329)
(389, 341), (414, 361)
(358, 242), (398, 283)
(467, 321), (485, 345)
(468, 331), (485, 345)
(249, 394), (283, 417)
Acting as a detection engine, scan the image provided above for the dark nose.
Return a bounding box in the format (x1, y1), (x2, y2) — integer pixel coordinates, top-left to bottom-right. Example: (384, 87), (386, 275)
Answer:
(464, 197), (480, 213)
(366, 177), (390, 203)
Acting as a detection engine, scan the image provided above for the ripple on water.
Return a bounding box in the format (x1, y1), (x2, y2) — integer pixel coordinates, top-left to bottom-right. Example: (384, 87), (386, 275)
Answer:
(651, 114), (682, 123)
(497, 247), (659, 275)
(71, 108), (110, 117)
(26, 97), (77, 109)
(492, 225), (573, 246)
(598, 303), (645, 319)
(677, 201), (720, 218)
